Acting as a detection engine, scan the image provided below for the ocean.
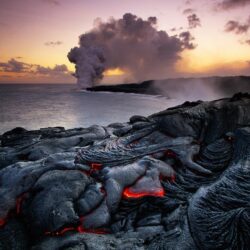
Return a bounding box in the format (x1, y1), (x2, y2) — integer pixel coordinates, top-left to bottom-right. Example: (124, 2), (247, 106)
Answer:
(0, 84), (176, 135)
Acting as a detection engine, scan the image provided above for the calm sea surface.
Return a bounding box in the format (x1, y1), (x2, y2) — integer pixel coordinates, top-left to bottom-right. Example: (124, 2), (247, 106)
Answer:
(0, 84), (178, 135)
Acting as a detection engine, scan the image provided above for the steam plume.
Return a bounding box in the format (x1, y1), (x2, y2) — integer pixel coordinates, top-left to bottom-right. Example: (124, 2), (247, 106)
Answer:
(68, 13), (195, 88)
(68, 40), (105, 88)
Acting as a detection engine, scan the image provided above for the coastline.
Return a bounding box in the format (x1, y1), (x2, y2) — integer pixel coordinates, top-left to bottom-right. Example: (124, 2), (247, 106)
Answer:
(0, 93), (249, 249)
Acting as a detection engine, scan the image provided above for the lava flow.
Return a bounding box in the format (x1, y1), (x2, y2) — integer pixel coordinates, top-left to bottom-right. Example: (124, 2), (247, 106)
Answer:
(165, 150), (176, 158)
(45, 226), (108, 236)
(123, 187), (165, 198)
(16, 193), (28, 215)
(90, 163), (103, 171)
(45, 216), (108, 236)
(0, 218), (6, 227)
(0, 193), (28, 228)
(81, 163), (103, 176)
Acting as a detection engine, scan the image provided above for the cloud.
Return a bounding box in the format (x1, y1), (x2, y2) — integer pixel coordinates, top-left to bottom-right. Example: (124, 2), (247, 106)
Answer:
(182, 9), (201, 29)
(187, 14), (201, 29)
(44, 41), (63, 47)
(216, 0), (250, 10)
(0, 58), (71, 77)
(36, 64), (69, 75)
(185, 0), (193, 5)
(170, 27), (183, 32)
(224, 20), (249, 34)
(41, 0), (60, 6)
(68, 13), (196, 88)
(224, 16), (250, 45)
(179, 31), (196, 49)
(1, 75), (12, 78)
(183, 8), (195, 15)
(0, 59), (32, 73)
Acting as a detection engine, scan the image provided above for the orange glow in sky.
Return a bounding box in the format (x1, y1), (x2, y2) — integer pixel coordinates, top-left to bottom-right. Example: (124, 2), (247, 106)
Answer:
(104, 68), (126, 76)
(0, 0), (249, 83)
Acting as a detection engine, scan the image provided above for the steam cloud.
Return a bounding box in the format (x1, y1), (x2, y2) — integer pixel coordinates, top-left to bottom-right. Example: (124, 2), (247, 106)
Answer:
(225, 20), (249, 34)
(216, 0), (250, 10)
(0, 58), (71, 76)
(45, 41), (63, 46)
(68, 13), (195, 88)
(187, 14), (201, 29)
(68, 39), (105, 88)
(224, 16), (250, 45)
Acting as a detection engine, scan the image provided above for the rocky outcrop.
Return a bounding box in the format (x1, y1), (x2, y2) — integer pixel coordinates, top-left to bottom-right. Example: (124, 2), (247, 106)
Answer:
(0, 93), (249, 249)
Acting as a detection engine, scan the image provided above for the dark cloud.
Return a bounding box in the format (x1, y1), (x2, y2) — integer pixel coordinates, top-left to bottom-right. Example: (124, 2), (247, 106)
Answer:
(0, 58), (70, 76)
(225, 19), (250, 34)
(187, 14), (201, 29)
(44, 41), (63, 47)
(1, 75), (12, 78)
(0, 59), (32, 73)
(36, 64), (69, 75)
(182, 9), (201, 29)
(245, 39), (250, 45)
(68, 13), (196, 88)
(170, 27), (183, 32)
(185, 0), (193, 5)
(41, 0), (60, 6)
(216, 0), (250, 10)
(183, 8), (195, 15)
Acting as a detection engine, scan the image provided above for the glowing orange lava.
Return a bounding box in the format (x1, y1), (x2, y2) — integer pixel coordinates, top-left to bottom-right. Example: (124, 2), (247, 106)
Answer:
(171, 175), (176, 182)
(165, 150), (176, 158)
(90, 163), (103, 171)
(45, 227), (76, 236)
(122, 187), (165, 198)
(45, 217), (108, 236)
(45, 226), (107, 236)
(16, 193), (28, 215)
(82, 163), (103, 176)
(0, 218), (6, 227)
(77, 225), (107, 234)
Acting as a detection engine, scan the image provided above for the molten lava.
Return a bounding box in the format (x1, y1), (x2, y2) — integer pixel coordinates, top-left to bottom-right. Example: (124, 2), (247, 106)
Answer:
(0, 218), (6, 227)
(90, 163), (103, 171)
(123, 187), (165, 198)
(0, 193), (28, 228)
(165, 150), (176, 158)
(82, 163), (103, 176)
(16, 193), (28, 215)
(45, 216), (108, 236)
(45, 226), (107, 236)
(77, 225), (107, 234)
(45, 227), (76, 236)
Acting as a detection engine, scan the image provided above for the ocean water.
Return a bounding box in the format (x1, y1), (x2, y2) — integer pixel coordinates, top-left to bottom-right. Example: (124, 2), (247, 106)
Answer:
(0, 84), (176, 135)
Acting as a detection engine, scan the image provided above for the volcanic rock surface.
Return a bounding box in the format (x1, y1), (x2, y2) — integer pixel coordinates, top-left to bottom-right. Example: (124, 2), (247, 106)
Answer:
(0, 93), (250, 249)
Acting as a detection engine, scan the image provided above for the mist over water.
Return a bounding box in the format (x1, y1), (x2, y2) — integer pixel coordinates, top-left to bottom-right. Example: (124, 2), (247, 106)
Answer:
(153, 77), (250, 101)
(0, 84), (170, 134)
(0, 81), (248, 135)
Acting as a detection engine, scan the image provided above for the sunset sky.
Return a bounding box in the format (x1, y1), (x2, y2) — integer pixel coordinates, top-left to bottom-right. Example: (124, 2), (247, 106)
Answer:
(0, 0), (250, 84)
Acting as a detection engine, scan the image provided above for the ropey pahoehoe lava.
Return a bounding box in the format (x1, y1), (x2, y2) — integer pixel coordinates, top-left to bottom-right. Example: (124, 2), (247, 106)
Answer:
(0, 93), (250, 249)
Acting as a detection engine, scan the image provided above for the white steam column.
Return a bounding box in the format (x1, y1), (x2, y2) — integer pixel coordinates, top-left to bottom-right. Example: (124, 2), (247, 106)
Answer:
(67, 39), (105, 89)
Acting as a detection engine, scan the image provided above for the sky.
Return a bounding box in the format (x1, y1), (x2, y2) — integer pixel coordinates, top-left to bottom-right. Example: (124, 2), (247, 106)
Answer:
(0, 0), (250, 84)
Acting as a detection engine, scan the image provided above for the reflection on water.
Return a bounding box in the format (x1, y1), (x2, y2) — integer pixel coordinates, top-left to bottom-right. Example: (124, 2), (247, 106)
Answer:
(0, 84), (176, 134)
